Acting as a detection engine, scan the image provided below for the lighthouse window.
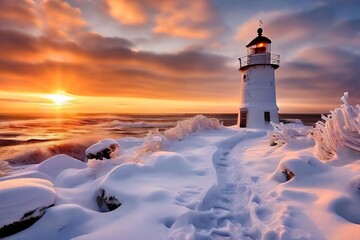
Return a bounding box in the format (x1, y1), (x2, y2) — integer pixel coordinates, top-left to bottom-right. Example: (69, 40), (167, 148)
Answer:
(254, 46), (266, 54)
(264, 112), (270, 122)
(243, 74), (247, 82)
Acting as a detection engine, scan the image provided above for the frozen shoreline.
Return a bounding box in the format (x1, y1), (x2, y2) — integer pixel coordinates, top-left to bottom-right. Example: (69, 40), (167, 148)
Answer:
(1, 124), (359, 239)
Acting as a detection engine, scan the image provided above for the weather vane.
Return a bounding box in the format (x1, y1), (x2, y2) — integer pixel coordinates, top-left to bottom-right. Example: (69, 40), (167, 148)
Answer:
(259, 20), (264, 28)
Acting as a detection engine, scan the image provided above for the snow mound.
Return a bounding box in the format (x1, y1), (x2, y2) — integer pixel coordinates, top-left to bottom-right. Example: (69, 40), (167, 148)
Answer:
(272, 155), (328, 182)
(0, 170), (52, 182)
(0, 178), (55, 231)
(85, 138), (122, 160)
(312, 92), (360, 160)
(37, 154), (87, 180)
(349, 175), (360, 193)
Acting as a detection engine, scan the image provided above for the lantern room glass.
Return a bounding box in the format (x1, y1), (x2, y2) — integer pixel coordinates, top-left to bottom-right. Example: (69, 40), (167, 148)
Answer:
(247, 43), (271, 55)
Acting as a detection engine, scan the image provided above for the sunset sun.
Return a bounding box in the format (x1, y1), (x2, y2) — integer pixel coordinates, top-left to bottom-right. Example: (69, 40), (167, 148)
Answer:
(44, 92), (74, 106)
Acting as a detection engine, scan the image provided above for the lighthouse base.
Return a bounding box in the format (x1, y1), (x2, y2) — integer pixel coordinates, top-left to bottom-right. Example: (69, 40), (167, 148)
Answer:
(237, 107), (279, 129)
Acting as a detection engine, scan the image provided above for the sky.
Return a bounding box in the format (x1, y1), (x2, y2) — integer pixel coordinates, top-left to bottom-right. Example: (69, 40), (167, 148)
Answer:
(0, 0), (359, 114)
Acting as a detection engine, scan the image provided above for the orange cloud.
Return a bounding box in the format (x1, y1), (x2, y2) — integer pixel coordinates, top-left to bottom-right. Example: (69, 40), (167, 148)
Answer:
(102, 0), (220, 39)
(0, 0), (40, 31)
(104, 0), (148, 25)
(41, 0), (87, 39)
(153, 0), (218, 39)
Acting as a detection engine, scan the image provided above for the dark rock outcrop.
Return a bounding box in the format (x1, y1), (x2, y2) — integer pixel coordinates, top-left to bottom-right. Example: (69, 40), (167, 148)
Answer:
(96, 188), (121, 212)
(0, 205), (53, 238)
(282, 168), (295, 181)
(87, 143), (120, 160)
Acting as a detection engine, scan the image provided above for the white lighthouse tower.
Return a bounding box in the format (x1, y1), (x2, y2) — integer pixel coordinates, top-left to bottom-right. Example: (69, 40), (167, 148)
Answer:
(237, 27), (280, 128)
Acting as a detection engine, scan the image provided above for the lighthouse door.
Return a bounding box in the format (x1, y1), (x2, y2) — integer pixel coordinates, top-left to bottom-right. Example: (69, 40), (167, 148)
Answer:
(240, 110), (247, 128)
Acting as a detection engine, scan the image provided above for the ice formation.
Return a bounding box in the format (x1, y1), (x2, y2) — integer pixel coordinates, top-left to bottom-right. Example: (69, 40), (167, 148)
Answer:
(0, 161), (11, 177)
(130, 115), (221, 163)
(163, 114), (222, 141)
(311, 92), (360, 160)
(268, 122), (309, 146)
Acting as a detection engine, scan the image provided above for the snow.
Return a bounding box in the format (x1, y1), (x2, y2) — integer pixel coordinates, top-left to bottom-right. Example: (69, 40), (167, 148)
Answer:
(37, 154), (87, 180)
(1, 108), (360, 239)
(0, 178), (55, 228)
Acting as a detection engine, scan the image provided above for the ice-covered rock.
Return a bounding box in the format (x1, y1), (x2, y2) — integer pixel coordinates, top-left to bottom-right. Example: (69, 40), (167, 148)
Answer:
(37, 154), (87, 180)
(86, 139), (122, 160)
(0, 178), (55, 238)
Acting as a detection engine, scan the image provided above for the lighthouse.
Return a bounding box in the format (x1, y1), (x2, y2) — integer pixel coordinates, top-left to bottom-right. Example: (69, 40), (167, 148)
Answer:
(237, 27), (280, 128)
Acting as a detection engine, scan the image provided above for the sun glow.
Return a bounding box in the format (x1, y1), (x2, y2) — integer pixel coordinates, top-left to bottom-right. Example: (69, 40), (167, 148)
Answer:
(44, 92), (74, 106)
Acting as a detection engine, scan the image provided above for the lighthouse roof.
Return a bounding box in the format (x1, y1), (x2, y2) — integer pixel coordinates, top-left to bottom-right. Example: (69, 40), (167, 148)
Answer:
(246, 28), (271, 48)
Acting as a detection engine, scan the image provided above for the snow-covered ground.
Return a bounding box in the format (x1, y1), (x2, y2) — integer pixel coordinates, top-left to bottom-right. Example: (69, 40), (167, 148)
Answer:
(1, 98), (359, 239)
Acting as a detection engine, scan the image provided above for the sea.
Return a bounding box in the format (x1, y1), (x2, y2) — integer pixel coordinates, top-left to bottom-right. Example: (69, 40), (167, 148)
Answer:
(0, 113), (322, 165)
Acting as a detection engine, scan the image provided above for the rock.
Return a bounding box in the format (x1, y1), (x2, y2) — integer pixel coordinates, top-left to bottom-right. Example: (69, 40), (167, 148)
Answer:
(0, 178), (55, 238)
(86, 139), (122, 160)
(282, 168), (295, 181)
(87, 147), (112, 160)
(0, 205), (53, 238)
(96, 187), (121, 212)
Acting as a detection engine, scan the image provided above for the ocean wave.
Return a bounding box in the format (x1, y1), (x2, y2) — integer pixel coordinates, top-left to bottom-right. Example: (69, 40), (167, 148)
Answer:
(98, 120), (176, 129)
(0, 138), (59, 147)
(6, 140), (95, 165)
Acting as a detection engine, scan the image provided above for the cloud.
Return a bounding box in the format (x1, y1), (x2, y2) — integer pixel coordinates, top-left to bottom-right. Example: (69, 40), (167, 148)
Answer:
(0, 28), (236, 101)
(266, 5), (335, 42)
(234, 2), (359, 48)
(0, 29), (42, 61)
(277, 47), (360, 110)
(0, 0), (359, 113)
(102, 0), (222, 39)
(41, 0), (87, 39)
(234, 11), (285, 43)
(76, 32), (134, 49)
(0, 0), (40, 31)
(103, 0), (148, 25)
(152, 0), (221, 39)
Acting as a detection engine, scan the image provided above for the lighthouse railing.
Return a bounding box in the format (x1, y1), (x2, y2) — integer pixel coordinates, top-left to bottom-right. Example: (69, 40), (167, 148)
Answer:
(239, 53), (280, 69)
